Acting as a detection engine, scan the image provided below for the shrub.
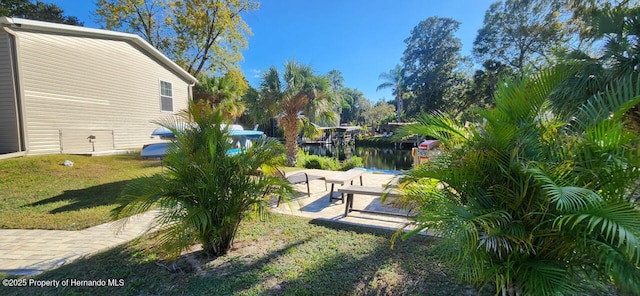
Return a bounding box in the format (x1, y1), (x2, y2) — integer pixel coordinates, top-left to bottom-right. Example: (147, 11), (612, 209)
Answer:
(112, 102), (293, 259)
(339, 156), (364, 171)
(297, 150), (363, 171)
(302, 157), (323, 169)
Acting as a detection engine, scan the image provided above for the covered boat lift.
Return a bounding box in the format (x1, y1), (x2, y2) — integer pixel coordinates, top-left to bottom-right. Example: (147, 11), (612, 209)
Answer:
(141, 125), (265, 158)
(301, 125), (361, 146)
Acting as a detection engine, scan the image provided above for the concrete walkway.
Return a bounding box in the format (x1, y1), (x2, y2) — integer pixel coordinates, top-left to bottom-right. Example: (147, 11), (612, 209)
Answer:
(0, 170), (411, 276)
(0, 211), (160, 276)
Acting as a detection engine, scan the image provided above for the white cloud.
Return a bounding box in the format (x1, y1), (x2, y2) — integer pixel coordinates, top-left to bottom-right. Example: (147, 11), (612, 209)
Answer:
(249, 69), (263, 78)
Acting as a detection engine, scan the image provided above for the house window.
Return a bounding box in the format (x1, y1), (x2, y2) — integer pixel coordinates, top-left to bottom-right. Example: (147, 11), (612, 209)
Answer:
(160, 81), (173, 112)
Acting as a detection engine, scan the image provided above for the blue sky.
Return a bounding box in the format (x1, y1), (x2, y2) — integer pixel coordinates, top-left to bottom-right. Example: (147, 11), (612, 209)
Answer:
(49, 0), (494, 102)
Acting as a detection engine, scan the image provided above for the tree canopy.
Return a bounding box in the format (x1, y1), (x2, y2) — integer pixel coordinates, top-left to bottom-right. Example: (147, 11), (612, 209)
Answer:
(553, 1), (640, 129)
(0, 0), (83, 25)
(362, 101), (395, 129)
(96, 0), (258, 77)
(473, 0), (566, 74)
(401, 17), (465, 117)
(193, 69), (248, 121)
(340, 88), (370, 125)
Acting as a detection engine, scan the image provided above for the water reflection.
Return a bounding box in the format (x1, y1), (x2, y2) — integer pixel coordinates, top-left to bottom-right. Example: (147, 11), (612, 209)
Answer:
(302, 145), (413, 171)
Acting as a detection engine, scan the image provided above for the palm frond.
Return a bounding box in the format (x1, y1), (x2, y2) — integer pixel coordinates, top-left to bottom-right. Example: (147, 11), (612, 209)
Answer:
(493, 65), (575, 124)
(398, 65), (640, 294)
(477, 229), (530, 260)
(528, 167), (602, 211)
(113, 103), (294, 258)
(517, 260), (574, 296)
(154, 219), (197, 261)
(376, 81), (394, 91)
(593, 240), (640, 293)
(573, 74), (640, 129)
(555, 202), (640, 263)
(111, 174), (166, 224)
(585, 119), (637, 151)
(397, 111), (469, 149)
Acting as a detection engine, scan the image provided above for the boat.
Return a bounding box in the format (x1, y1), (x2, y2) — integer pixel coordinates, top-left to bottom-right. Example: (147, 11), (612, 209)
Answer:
(141, 125), (264, 158)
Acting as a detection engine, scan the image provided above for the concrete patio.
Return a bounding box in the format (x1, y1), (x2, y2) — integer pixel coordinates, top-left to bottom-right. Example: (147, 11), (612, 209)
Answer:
(271, 169), (413, 232)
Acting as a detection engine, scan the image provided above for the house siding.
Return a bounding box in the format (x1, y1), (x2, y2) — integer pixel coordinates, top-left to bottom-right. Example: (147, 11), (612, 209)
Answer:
(0, 31), (21, 154)
(60, 129), (114, 153)
(13, 29), (190, 155)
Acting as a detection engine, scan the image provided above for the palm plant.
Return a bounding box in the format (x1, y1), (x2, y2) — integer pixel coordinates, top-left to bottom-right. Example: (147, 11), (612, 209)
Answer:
(377, 64), (405, 123)
(556, 4), (640, 130)
(396, 66), (640, 295)
(112, 101), (292, 258)
(590, 4), (640, 131)
(259, 59), (333, 167)
(194, 73), (247, 121)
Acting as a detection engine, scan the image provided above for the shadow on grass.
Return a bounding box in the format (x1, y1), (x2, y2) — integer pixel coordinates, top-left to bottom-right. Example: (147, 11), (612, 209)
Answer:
(172, 238), (314, 295)
(183, 218), (488, 295)
(283, 219), (483, 295)
(24, 176), (157, 214)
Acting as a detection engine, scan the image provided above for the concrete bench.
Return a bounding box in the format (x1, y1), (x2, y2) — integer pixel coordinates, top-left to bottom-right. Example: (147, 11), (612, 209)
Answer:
(325, 168), (366, 202)
(338, 185), (408, 217)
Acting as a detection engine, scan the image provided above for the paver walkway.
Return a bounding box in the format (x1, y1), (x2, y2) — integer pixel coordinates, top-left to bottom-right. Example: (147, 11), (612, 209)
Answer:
(0, 211), (159, 276)
(0, 170), (411, 276)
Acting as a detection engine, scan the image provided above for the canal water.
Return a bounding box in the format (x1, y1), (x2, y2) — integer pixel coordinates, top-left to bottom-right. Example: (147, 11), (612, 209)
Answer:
(302, 145), (413, 172)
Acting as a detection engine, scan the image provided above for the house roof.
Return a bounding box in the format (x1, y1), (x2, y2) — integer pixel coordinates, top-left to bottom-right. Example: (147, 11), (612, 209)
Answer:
(0, 17), (198, 84)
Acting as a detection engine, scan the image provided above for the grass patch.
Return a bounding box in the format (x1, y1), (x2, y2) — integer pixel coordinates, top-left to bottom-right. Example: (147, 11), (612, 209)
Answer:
(0, 154), (162, 230)
(0, 214), (490, 296)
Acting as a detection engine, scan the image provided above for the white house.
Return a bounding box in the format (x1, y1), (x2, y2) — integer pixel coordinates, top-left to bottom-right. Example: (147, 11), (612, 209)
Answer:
(0, 17), (197, 157)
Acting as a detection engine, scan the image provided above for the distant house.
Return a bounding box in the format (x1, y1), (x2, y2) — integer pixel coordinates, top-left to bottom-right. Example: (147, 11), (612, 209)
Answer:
(0, 17), (197, 157)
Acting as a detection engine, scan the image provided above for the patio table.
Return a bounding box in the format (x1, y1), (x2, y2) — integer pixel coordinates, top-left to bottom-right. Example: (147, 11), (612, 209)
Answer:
(324, 168), (366, 202)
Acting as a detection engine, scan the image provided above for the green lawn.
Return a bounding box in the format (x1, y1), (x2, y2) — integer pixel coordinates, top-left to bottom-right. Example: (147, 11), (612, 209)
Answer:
(0, 214), (492, 296)
(0, 154), (162, 230)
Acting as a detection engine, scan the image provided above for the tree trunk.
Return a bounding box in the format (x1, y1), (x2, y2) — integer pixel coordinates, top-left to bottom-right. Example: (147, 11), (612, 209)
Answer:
(201, 221), (241, 257)
(396, 89), (403, 123)
(283, 114), (299, 167)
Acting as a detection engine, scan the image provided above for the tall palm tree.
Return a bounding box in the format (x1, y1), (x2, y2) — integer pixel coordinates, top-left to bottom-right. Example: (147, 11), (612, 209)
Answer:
(377, 64), (405, 122)
(259, 59), (332, 167)
(396, 66), (640, 295)
(112, 101), (292, 259)
(327, 69), (344, 124)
